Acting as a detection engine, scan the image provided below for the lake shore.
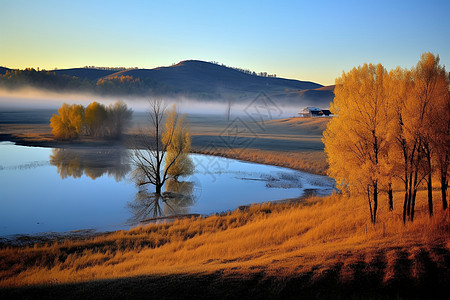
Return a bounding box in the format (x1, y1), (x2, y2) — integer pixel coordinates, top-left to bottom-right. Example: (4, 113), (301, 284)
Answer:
(1, 195), (449, 299)
(1, 115), (448, 299)
(0, 119), (328, 175)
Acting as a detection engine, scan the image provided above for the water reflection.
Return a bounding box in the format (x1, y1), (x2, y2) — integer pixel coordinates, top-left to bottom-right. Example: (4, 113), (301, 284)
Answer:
(49, 148), (130, 181)
(128, 179), (196, 223)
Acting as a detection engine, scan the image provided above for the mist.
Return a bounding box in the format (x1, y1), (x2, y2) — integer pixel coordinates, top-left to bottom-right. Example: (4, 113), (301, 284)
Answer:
(0, 87), (318, 119)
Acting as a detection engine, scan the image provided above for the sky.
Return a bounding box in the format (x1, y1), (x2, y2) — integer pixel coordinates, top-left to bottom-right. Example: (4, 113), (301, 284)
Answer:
(0, 0), (449, 85)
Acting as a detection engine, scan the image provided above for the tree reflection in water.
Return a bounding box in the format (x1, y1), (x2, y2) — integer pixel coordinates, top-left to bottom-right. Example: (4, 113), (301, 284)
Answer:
(49, 148), (130, 181)
(128, 179), (196, 223)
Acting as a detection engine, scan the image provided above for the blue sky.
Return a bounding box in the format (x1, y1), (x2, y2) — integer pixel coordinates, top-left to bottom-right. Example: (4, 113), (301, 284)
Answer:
(1, 0), (449, 85)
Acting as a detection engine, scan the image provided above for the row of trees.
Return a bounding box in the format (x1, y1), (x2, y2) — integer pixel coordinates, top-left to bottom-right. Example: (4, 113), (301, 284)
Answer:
(208, 61), (277, 77)
(50, 101), (133, 140)
(0, 68), (172, 96)
(323, 53), (449, 224)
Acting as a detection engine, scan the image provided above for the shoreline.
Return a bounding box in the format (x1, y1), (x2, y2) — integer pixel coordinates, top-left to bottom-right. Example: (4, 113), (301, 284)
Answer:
(0, 136), (331, 246)
(0, 193), (323, 247)
(0, 133), (327, 175)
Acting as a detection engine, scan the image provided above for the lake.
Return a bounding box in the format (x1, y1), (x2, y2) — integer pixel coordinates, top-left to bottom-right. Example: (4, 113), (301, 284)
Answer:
(0, 142), (334, 237)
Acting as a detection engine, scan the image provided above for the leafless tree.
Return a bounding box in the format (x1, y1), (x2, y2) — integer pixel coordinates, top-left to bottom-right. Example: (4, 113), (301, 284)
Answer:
(130, 98), (189, 194)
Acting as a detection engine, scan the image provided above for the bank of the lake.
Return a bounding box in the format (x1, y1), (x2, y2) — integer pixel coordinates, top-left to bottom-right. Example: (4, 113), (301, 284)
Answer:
(0, 142), (334, 238)
(1, 126), (449, 299)
(0, 114), (329, 175)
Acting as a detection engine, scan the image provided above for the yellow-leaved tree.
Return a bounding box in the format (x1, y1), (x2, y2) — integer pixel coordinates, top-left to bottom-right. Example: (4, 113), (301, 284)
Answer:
(387, 53), (449, 222)
(324, 52), (448, 224)
(323, 63), (391, 224)
(50, 103), (85, 140)
(131, 99), (193, 195)
(162, 105), (194, 180)
(411, 53), (449, 217)
(85, 101), (107, 137)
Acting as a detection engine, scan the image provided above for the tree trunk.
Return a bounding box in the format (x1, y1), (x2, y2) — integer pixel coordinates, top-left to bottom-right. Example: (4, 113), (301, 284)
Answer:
(403, 188), (409, 224)
(373, 181), (378, 224)
(403, 184), (408, 224)
(367, 185), (374, 224)
(411, 170), (419, 222)
(407, 172), (413, 218)
(423, 144), (433, 216)
(388, 183), (393, 211)
(411, 188), (417, 222)
(427, 173), (433, 216)
(155, 184), (162, 195)
(441, 169), (448, 211)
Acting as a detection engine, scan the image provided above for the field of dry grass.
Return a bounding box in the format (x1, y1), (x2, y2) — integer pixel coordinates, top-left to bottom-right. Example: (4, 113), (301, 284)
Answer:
(189, 116), (329, 175)
(1, 190), (449, 298)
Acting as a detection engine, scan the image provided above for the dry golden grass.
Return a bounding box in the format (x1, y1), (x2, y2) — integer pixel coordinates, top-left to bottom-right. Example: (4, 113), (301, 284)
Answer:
(1, 190), (448, 288)
(193, 148), (328, 175)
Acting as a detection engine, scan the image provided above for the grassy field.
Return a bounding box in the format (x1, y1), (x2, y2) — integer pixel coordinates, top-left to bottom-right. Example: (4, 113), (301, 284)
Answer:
(1, 109), (449, 298)
(1, 191), (449, 298)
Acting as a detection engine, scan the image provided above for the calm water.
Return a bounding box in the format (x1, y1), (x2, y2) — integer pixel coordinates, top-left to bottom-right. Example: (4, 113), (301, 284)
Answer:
(0, 142), (334, 236)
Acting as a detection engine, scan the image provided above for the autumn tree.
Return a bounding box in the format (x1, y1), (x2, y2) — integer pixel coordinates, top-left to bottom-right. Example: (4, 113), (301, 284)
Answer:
(85, 101), (108, 137)
(162, 105), (194, 180)
(434, 88), (450, 212)
(106, 101), (133, 139)
(50, 101), (132, 140)
(385, 67), (418, 222)
(388, 54), (448, 221)
(324, 52), (448, 224)
(413, 53), (449, 216)
(50, 103), (85, 140)
(131, 99), (193, 195)
(323, 63), (391, 224)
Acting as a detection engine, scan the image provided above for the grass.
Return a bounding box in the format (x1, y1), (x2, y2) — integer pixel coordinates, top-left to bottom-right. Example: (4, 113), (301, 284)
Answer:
(1, 190), (449, 293)
(192, 148), (328, 175)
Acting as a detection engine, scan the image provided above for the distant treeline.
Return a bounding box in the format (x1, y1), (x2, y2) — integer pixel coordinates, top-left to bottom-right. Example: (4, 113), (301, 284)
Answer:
(82, 66), (138, 71)
(0, 68), (173, 96)
(209, 61), (277, 77)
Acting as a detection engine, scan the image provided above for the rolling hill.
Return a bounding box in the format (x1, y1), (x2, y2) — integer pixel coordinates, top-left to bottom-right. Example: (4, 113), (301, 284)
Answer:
(0, 66), (11, 75)
(106, 60), (322, 93)
(51, 68), (119, 81)
(1, 61), (335, 107)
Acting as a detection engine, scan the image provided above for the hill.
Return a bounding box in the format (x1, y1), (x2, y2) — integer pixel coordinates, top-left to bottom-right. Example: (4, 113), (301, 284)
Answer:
(1, 61), (335, 107)
(106, 60), (331, 106)
(107, 60), (322, 94)
(271, 85), (335, 107)
(0, 66), (11, 75)
(51, 68), (119, 81)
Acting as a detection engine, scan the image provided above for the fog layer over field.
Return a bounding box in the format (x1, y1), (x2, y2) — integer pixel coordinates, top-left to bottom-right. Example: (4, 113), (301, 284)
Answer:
(0, 88), (316, 118)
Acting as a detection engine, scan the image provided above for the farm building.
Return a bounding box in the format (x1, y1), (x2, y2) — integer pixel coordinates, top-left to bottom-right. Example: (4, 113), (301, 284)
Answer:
(298, 107), (332, 117)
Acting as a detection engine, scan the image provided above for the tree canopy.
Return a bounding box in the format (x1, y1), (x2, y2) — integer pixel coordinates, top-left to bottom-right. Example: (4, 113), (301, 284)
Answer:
(50, 101), (132, 140)
(323, 52), (449, 224)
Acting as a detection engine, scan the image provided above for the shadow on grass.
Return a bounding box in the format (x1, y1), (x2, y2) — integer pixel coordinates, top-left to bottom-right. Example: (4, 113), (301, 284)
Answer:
(2, 262), (449, 300)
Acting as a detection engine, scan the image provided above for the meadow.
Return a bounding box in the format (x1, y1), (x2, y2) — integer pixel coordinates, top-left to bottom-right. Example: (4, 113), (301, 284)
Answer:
(1, 191), (449, 298)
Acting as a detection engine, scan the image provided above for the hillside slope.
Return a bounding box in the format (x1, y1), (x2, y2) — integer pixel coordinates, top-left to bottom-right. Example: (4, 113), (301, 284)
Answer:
(0, 67), (11, 75)
(51, 68), (119, 81)
(104, 60), (332, 106)
(1, 61), (335, 107)
(107, 60), (322, 94)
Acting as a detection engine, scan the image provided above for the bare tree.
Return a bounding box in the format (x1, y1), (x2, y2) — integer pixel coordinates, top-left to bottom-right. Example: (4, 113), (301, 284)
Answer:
(131, 99), (191, 195)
